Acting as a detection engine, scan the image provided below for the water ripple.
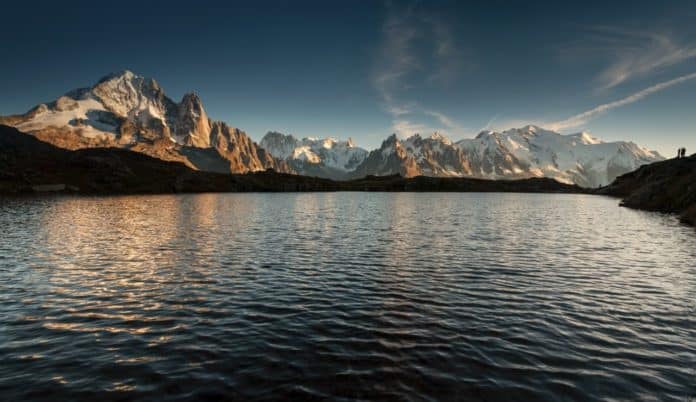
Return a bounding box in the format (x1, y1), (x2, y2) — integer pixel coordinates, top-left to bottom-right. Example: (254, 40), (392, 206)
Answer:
(0, 193), (694, 401)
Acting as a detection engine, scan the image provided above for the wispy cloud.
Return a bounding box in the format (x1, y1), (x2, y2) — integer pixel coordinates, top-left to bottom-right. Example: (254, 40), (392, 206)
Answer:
(423, 110), (467, 134)
(479, 115), (499, 131)
(373, 3), (419, 105)
(574, 28), (696, 91)
(425, 21), (466, 86)
(549, 71), (696, 131)
(373, 2), (472, 139)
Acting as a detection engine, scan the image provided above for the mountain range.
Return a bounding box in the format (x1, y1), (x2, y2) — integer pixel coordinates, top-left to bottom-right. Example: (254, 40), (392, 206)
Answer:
(263, 127), (663, 187)
(1, 70), (663, 187)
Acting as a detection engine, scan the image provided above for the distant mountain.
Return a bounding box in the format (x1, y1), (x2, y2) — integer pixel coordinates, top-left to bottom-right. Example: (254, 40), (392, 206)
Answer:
(0, 70), (289, 174)
(350, 126), (662, 187)
(455, 125), (663, 187)
(260, 132), (367, 179)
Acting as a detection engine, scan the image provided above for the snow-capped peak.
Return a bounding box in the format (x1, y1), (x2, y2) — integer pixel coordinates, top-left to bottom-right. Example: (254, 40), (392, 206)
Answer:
(429, 131), (452, 145)
(260, 131), (368, 172)
(454, 125), (664, 186)
(322, 138), (338, 149)
(4, 70), (218, 147)
(91, 70), (171, 120)
(475, 130), (494, 139)
(519, 124), (538, 132)
(567, 131), (603, 145)
(98, 69), (137, 82)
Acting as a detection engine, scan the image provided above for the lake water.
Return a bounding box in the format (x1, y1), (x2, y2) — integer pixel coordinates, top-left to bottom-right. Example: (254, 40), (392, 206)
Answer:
(1, 193), (694, 401)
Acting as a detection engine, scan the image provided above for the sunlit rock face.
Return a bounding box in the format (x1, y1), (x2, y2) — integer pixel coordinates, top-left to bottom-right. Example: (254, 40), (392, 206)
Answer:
(351, 134), (421, 178)
(0, 70), (288, 174)
(354, 133), (474, 178)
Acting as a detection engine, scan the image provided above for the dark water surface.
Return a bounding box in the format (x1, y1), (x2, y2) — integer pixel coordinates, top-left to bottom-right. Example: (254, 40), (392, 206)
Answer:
(1, 193), (694, 401)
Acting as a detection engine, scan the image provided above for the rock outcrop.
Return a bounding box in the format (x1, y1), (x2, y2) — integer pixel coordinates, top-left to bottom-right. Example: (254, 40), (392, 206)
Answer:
(598, 154), (696, 226)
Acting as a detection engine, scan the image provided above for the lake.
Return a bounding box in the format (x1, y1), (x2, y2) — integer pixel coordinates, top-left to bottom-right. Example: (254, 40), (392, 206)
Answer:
(0, 193), (694, 401)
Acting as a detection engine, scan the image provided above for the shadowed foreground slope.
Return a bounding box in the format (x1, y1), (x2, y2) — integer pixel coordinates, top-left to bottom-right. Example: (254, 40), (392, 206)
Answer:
(0, 124), (240, 193)
(0, 125), (346, 194)
(598, 154), (696, 226)
(1, 125), (587, 195)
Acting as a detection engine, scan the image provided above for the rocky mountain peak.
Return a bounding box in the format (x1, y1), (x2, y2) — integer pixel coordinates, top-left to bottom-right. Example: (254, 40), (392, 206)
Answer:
(96, 69), (136, 84)
(568, 131), (603, 145)
(181, 92), (202, 103)
(521, 124), (539, 132)
(475, 130), (494, 139)
(94, 70), (162, 96)
(174, 92), (211, 147)
(178, 93), (205, 118)
(90, 71), (172, 120)
(383, 133), (399, 145)
(429, 131), (451, 144)
(260, 131), (302, 160)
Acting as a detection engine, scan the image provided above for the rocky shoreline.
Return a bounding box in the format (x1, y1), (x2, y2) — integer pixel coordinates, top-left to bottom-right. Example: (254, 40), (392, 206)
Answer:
(597, 154), (696, 226)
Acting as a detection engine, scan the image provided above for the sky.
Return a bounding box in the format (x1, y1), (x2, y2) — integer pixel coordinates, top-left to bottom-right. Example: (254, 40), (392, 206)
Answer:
(1, 0), (695, 156)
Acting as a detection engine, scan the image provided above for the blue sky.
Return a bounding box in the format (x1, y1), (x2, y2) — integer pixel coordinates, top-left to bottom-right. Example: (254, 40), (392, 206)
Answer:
(1, 0), (695, 156)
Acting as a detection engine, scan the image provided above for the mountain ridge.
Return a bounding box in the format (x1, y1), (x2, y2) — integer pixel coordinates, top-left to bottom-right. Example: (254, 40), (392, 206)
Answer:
(265, 125), (663, 186)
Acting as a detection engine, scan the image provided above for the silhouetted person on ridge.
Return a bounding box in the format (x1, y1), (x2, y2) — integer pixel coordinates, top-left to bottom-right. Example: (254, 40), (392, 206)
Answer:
(682, 148), (687, 158)
(677, 148), (681, 158)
